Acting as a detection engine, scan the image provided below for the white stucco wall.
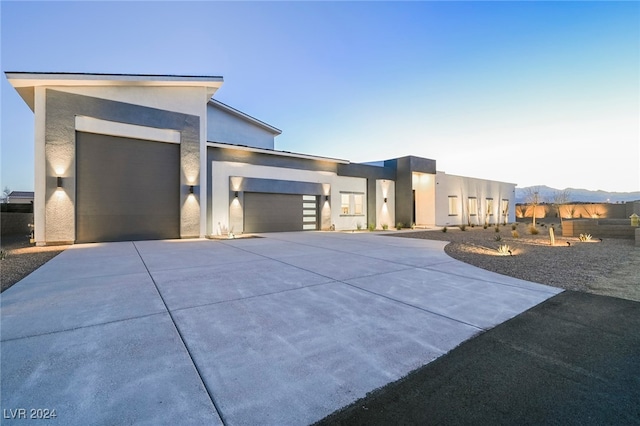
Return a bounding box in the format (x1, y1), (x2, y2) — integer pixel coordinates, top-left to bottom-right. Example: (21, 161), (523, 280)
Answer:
(211, 161), (367, 234)
(207, 105), (276, 150)
(435, 171), (516, 226)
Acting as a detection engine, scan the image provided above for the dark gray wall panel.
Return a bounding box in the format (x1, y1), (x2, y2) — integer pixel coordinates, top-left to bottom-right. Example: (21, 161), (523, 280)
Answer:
(208, 146), (339, 173)
(244, 193), (303, 233)
(76, 132), (179, 243)
(238, 177), (324, 195)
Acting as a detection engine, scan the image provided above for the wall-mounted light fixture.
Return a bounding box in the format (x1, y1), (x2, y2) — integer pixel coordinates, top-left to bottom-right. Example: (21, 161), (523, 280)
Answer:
(325, 195), (329, 201)
(234, 191), (239, 198)
(384, 197), (388, 203)
(189, 185), (194, 194)
(57, 176), (63, 188)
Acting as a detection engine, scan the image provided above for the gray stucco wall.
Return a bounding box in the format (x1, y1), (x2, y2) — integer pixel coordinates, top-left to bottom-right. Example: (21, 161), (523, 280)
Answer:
(44, 90), (201, 243)
(384, 156), (437, 226)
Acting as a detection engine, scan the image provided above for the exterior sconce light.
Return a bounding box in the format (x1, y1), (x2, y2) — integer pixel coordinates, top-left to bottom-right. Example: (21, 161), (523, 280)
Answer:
(234, 191), (239, 198)
(384, 197), (388, 203)
(57, 176), (63, 188)
(189, 185), (194, 194)
(325, 195), (329, 201)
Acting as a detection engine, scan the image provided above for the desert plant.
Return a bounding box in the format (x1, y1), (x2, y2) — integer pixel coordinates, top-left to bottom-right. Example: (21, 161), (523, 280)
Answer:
(512, 230), (520, 238)
(550, 189), (572, 224)
(0, 250), (6, 260)
(511, 223), (517, 231)
(458, 224), (466, 231)
(494, 226), (500, 233)
(382, 223), (389, 230)
(494, 235), (502, 241)
(529, 225), (539, 235)
(396, 222), (404, 230)
(579, 233), (593, 242)
(411, 222), (416, 229)
(497, 244), (512, 255)
(523, 186), (542, 227)
(441, 226), (447, 233)
(483, 224), (488, 229)
(356, 223), (362, 231)
(368, 223), (375, 232)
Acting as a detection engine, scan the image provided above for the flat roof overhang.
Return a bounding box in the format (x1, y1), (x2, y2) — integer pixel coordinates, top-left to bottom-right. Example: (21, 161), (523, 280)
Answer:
(5, 72), (224, 111)
(207, 142), (350, 164)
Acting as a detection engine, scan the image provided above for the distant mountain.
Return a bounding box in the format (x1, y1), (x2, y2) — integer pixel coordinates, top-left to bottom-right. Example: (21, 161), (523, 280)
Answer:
(515, 185), (640, 204)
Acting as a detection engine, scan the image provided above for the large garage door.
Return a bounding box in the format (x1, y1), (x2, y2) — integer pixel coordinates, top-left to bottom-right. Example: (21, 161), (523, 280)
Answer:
(76, 132), (180, 243)
(244, 193), (318, 233)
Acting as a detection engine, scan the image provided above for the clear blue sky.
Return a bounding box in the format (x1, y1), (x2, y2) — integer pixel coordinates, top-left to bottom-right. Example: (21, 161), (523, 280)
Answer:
(2, 1), (638, 193)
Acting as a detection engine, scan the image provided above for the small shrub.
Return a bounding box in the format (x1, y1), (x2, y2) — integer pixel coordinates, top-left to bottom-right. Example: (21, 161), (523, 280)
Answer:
(494, 226), (500, 233)
(497, 244), (512, 255)
(512, 230), (520, 238)
(0, 250), (6, 260)
(368, 223), (375, 232)
(529, 226), (539, 235)
(483, 224), (488, 229)
(356, 223), (362, 231)
(471, 223), (475, 228)
(442, 226), (447, 233)
(411, 222), (416, 229)
(459, 224), (466, 231)
(382, 223), (389, 230)
(511, 224), (517, 230)
(494, 235), (502, 241)
(396, 222), (404, 230)
(579, 233), (593, 242)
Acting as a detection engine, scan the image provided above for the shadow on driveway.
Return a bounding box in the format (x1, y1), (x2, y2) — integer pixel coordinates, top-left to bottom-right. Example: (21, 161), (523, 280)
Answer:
(316, 291), (640, 425)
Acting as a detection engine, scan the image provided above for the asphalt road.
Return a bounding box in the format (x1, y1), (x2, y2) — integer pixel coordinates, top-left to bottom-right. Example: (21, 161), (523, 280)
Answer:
(316, 291), (640, 425)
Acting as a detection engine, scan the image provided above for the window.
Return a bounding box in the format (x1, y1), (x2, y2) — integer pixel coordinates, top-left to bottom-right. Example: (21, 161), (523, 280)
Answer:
(501, 199), (509, 216)
(448, 196), (458, 215)
(486, 198), (494, 216)
(468, 198), (478, 216)
(354, 194), (363, 215)
(341, 194), (350, 215)
(340, 192), (365, 216)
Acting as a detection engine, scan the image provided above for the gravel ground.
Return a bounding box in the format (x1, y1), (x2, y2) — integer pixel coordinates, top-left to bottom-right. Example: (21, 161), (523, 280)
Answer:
(390, 221), (640, 302)
(1, 235), (68, 293)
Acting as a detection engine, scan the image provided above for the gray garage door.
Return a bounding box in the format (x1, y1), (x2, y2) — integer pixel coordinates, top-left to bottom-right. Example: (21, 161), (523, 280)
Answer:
(244, 193), (318, 233)
(76, 132), (180, 243)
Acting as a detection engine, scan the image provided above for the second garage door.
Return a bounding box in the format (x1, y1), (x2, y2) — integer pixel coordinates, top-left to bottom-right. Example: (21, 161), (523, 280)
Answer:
(243, 193), (318, 233)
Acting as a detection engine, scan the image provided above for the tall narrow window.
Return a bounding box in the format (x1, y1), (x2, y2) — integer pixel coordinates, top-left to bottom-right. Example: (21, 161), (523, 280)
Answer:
(468, 198), (478, 216)
(354, 194), (364, 215)
(486, 198), (494, 216)
(448, 196), (458, 215)
(341, 193), (350, 215)
(501, 199), (509, 216)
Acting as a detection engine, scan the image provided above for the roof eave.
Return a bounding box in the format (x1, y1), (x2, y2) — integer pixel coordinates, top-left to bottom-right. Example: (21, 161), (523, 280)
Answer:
(5, 72), (224, 110)
(208, 99), (282, 136)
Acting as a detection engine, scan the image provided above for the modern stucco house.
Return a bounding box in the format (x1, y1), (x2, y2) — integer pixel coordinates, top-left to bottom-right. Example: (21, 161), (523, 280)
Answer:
(6, 72), (516, 245)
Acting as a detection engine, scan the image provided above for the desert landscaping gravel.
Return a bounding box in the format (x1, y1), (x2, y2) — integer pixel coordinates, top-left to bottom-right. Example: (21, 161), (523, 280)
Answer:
(391, 221), (639, 303)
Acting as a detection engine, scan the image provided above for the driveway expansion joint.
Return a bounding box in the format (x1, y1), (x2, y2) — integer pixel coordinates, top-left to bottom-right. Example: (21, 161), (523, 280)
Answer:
(0, 311), (167, 343)
(132, 242), (227, 426)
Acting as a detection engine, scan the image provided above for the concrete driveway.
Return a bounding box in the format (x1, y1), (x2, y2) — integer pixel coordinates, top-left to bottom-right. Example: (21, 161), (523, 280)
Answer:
(1, 232), (561, 425)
